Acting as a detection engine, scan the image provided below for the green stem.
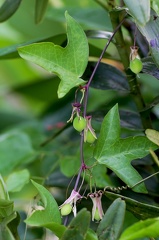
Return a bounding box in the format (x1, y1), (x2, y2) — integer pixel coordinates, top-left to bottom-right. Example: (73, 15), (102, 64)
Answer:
(110, 10), (152, 129)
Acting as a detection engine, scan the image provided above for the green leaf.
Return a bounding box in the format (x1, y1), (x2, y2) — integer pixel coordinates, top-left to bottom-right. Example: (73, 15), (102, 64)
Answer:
(0, 175), (9, 200)
(97, 198), (126, 240)
(6, 169), (30, 193)
(0, 0), (22, 22)
(0, 199), (14, 222)
(119, 217), (159, 240)
(25, 180), (61, 226)
(94, 105), (158, 193)
(84, 229), (98, 240)
(61, 209), (91, 240)
(0, 131), (35, 176)
(60, 155), (81, 177)
(105, 191), (159, 220)
(18, 11), (89, 98)
(35, 0), (49, 24)
(123, 0), (150, 26)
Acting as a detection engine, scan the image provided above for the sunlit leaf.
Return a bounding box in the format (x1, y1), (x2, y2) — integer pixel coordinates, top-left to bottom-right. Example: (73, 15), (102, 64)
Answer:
(0, 0), (22, 22)
(120, 217), (159, 240)
(18, 12), (89, 98)
(97, 198), (126, 240)
(94, 105), (158, 193)
(145, 129), (159, 146)
(123, 0), (150, 26)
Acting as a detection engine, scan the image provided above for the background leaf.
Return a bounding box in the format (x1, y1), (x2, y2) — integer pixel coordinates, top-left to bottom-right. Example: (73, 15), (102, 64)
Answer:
(61, 209), (91, 240)
(0, 131), (35, 176)
(18, 11), (89, 98)
(137, 9), (159, 68)
(97, 198), (126, 240)
(6, 169), (30, 192)
(120, 217), (159, 240)
(35, 0), (49, 24)
(105, 191), (159, 220)
(0, 0), (22, 22)
(83, 62), (129, 91)
(123, 0), (150, 26)
(25, 180), (61, 226)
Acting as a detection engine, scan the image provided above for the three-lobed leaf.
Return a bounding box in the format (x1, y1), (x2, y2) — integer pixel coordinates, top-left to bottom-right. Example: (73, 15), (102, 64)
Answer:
(18, 11), (89, 98)
(94, 104), (158, 193)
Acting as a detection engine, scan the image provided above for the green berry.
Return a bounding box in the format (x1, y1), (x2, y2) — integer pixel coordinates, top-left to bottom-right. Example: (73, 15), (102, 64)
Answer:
(130, 58), (143, 74)
(73, 116), (86, 132)
(86, 130), (96, 143)
(61, 204), (72, 216)
(94, 208), (101, 221)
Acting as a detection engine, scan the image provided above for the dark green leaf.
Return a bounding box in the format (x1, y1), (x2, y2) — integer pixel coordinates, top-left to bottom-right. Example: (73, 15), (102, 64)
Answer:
(0, 0), (22, 22)
(94, 105), (158, 193)
(105, 191), (159, 220)
(83, 62), (129, 91)
(25, 180), (61, 226)
(7, 212), (20, 240)
(61, 209), (91, 240)
(18, 12), (89, 98)
(0, 34), (66, 60)
(142, 57), (159, 79)
(97, 198), (126, 240)
(120, 217), (159, 240)
(35, 0), (49, 24)
(123, 0), (150, 26)
(119, 110), (142, 130)
(0, 132), (35, 175)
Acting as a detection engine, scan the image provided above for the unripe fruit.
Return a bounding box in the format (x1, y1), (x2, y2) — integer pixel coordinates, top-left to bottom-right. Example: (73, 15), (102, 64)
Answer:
(130, 58), (143, 74)
(94, 208), (101, 221)
(86, 130), (96, 143)
(73, 116), (86, 132)
(60, 204), (72, 216)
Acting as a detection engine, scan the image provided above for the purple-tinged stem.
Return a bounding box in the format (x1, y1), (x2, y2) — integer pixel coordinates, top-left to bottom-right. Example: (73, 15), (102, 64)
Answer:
(74, 15), (126, 192)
